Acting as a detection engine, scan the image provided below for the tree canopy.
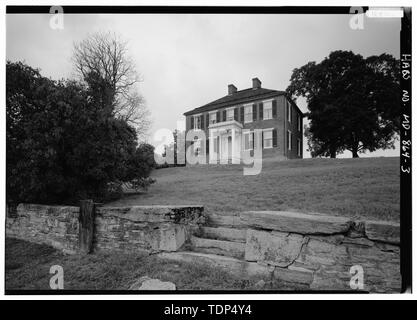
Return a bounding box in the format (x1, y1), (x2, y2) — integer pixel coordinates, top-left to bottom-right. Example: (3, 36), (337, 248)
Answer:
(6, 61), (154, 205)
(286, 50), (401, 158)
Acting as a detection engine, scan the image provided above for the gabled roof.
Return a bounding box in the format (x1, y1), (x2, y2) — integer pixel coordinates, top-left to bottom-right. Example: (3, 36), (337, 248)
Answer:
(183, 87), (287, 116)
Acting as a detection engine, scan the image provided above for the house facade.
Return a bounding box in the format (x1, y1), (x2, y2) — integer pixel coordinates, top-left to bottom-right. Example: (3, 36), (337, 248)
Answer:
(184, 78), (303, 164)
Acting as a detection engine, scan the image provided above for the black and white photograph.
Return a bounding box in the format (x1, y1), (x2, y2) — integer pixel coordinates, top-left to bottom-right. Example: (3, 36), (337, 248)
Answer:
(2, 3), (412, 300)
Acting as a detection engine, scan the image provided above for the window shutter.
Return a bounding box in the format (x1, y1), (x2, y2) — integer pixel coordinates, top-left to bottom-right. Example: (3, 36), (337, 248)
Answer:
(206, 113), (209, 127)
(259, 102), (263, 120)
(216, 111), (220, 122)
(252, 132), (255, 149)
(272, 100), (277, 118)
(234, 108), (238, 121)
(201, 114), (204, 129)
(223, 110), (226, 122)
(262, 131), (264, 149)
(252, 104), (257, 121)
(273, 128), (277, 147)
(206, 138), (209, 154)
(190, 116), (194, 129)
(240, 107), (244, 122)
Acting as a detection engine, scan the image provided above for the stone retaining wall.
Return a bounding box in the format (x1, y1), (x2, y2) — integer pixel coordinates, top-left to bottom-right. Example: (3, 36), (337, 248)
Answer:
(6, 204), (401, 292)
(6, 203), (204, 254)
(6, 204), (80, 254)
(241, 211), (401, 292)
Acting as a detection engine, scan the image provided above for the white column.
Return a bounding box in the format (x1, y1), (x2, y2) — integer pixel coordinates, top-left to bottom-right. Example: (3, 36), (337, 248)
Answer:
(231, 128), (236, 164)
(210, 129), (215, 164)
(220, 133), (226, 164)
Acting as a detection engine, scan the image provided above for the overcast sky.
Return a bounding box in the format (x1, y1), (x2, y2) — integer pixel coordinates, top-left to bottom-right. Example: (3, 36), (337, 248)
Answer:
(7, 13), (401, 158)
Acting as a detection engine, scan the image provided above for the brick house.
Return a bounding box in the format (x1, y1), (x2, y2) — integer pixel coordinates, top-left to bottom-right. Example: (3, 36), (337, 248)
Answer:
(183, 78), (303, 164)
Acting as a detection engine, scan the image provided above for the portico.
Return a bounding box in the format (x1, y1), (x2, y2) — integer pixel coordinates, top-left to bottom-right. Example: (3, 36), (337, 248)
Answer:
(209, 120), (243, 164)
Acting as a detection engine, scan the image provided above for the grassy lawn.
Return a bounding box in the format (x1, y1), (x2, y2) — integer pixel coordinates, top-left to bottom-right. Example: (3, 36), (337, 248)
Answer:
(108, 157), (400, 222)
(5, 238), (260, 291)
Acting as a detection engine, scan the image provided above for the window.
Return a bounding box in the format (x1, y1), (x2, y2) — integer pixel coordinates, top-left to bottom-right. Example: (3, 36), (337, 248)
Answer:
(297, 139), (301, 156)
(226, 108), (234, 121)
(263, 101), (273, 120)
(244, 106), (252, 123)
(287, 101), (292, 122)
(287, 130), (292, 150)
(209, 112), (217, 125)
(244, 132), (254, 151)
(193, 115), (202, 130)
(297, 114), (302, 131)
(263, 129), (273, 149)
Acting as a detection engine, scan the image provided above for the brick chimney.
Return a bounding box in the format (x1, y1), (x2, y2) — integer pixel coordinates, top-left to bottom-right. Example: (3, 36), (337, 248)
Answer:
(228, 84), (237, 95)
(252, 77), (262, 89)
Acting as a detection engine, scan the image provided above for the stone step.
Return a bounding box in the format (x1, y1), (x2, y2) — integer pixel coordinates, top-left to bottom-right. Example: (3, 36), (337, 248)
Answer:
(205, 213), (244, 228)
(199, 226), (246, 243)
(190, 236), (245, 259)
(157, 251), (274, 279)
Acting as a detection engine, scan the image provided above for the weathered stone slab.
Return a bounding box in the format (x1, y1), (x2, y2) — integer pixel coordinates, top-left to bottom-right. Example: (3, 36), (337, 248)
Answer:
(294, 237), (349, 271)
(309, 261), (401, 293)
(94, 217), (187, 252)
(310, 267), (352, 291)
(200, 226), (246, 243)
(159, 224), (187, 251)
(158, 251), (274, 279)
(206, 214), (243, 228)
(245, 229), (306, 267)
(97, 205), (204, 224)
(240, 211), (352, 235)
(191, 236), (245, 258)
(364, 220), (400, 245)
(273, 265), (314, 285)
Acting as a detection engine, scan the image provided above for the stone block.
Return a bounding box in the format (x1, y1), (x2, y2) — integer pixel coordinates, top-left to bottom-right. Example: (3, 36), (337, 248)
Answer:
(273, 265), (314, 285)
(158, 251), (274, 279)
(240, 211), (352, 234)
(158, 224), (187, 251)
(200, 226), (246, 242)
(191, 236), (245, 258)
(364, 220), (400, 245)
(294, 237), (349, 270)
(245, 229), (306, 267)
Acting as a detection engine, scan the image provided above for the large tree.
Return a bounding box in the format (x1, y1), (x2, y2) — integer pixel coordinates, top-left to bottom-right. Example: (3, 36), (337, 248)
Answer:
(72, 31), (151, 138)
(286, 50), (400, 158)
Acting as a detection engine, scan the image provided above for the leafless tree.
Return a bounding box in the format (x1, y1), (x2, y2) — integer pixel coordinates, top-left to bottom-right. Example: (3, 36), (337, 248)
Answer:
(72, 31), (151, 139)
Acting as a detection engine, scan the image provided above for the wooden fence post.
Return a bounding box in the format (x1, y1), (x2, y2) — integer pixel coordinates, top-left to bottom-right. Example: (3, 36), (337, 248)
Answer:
(79, 199), (95, 254)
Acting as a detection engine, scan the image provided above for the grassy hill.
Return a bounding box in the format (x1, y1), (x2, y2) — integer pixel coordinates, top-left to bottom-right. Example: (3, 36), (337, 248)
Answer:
(108, 157), (400, 222)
